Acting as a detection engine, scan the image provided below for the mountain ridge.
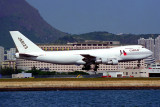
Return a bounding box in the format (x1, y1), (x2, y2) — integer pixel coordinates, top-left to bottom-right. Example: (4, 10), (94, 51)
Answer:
(55, 32), (160, 45)
(0, 0), (67, 48)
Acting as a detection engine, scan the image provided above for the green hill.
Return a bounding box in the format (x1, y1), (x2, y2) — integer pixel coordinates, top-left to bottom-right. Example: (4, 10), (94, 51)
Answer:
(55, 32), (160, 45)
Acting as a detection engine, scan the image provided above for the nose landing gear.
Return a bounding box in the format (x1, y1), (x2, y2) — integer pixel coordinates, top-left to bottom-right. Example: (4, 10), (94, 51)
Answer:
(137, 60), (141, 68)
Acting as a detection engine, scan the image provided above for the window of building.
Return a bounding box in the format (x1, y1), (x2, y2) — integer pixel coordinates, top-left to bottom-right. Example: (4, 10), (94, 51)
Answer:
(98, 44), (102, 46)
(77, 44), (81, 46)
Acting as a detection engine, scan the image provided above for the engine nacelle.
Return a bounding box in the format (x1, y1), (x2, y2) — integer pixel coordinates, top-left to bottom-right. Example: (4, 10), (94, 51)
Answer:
(107, 59), (118, 65)
(95, 59), (102, 64)
(96, 58), (118, 65)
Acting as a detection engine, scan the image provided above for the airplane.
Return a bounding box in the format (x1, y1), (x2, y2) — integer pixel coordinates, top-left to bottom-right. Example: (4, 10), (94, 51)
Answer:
(10, 31), (153, 71)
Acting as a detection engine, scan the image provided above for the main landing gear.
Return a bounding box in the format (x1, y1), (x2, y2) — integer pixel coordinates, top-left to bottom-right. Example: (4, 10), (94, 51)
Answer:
(82, 64), (99, 74)
(93, 64), (99, 74)
(82, 64), (91, 70)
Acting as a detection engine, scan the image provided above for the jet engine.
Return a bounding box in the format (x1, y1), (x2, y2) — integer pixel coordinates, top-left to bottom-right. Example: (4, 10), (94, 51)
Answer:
(95, 58), (118, 65)
(107, 59), (118, 65)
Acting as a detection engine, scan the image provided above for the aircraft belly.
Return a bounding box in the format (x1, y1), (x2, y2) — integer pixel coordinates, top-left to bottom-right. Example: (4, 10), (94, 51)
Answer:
(36, 54), (82, 64)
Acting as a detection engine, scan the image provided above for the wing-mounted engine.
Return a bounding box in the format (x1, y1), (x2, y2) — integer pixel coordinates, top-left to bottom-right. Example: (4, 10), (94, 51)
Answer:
(80, 54), (119, 71)
(95, 58), (118, 65)
(106, 58), (118, 65)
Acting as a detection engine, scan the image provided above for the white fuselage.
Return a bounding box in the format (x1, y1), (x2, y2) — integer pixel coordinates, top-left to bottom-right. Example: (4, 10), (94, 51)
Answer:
(19, 45), (152, 65)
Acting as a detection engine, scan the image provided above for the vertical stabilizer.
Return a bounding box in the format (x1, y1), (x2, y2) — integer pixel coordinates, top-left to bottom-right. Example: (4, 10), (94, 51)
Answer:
(10, 31), (44, 53)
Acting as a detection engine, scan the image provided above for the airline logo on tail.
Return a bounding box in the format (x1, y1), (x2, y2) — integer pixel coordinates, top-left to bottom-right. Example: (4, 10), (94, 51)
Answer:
(18, 37), (28, 49)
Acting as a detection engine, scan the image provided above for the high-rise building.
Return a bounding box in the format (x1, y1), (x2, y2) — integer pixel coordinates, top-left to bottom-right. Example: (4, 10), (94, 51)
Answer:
(138, 38), (155, 65)
(138, 38), (155, 57)
(137, 36), (160, 62)
(0, 46), (4, 64)
(146, 38), (155, 56)
(6, 48), (16, 60)
(155, 35), (160, 61)
(138, 38), (146, 46)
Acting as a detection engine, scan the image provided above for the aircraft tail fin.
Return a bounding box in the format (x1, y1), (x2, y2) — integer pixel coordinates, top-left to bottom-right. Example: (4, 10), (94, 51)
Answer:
(9, 31), (44, 53)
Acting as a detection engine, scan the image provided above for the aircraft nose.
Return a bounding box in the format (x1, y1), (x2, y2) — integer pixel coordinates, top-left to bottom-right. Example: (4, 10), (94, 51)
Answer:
(147, 49), (153, 56)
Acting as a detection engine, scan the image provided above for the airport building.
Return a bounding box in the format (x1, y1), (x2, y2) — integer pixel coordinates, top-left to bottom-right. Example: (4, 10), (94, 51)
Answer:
(16, 41), (146, 72)
(121, 63), (160, 77)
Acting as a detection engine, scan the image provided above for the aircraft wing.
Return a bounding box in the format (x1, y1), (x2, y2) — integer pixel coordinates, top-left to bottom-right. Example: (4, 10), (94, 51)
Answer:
(80, 54), (96, 59)
(80, 54), (96, 62)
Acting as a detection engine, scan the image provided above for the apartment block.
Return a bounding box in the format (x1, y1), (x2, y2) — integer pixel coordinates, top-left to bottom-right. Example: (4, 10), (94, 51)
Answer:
(0, 46), (4, 64)
(6, 48), (16, 60)
(138, 37), (155, 57)
(155, 35), (160, 61)
(138, 36), (160, 62)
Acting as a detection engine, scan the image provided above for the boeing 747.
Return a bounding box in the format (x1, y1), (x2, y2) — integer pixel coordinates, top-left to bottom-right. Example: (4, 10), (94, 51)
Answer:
(10, 31), (152, 71)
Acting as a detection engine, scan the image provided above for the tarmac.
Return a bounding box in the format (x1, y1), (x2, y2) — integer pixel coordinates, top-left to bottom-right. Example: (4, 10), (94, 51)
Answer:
(0, 79), (160, 91)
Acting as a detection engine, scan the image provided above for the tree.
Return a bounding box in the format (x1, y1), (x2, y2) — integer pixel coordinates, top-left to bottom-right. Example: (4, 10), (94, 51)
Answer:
(0, 67), (14, 75)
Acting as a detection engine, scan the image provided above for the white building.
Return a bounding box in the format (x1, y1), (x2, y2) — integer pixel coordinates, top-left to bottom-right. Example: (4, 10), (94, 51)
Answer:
(0, 46), (4, 64)
(6, 48), (16, 60)
(138, 36), (160, 62)
(155, 35), (160, 61)
(120, 69), (149, 77)
(12, 72), (32, 78)
(138, 37), (155, 64)
(102, 71), (123, 77)
(138, 37), (155, 57)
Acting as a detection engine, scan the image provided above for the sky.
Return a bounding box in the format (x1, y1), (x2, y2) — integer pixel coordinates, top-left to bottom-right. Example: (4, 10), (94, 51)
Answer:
(26, 0), (160, 34)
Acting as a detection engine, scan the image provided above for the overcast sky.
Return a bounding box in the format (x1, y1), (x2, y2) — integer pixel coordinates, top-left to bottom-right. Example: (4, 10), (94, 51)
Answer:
(26, 0), (160, 34)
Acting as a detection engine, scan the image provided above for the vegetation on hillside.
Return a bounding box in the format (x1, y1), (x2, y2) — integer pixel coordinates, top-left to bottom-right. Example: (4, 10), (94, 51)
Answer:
(55, 32), (160, 45)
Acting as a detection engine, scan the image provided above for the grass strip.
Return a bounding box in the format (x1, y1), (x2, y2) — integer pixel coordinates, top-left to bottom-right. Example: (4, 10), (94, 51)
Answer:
(0, 78), (160, 82)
